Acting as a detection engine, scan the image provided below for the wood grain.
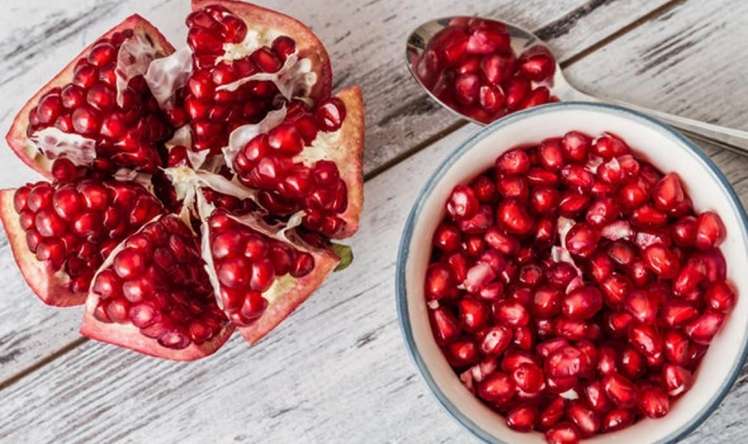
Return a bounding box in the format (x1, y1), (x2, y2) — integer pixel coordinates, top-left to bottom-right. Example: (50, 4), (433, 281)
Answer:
(0, 0), (673, 382)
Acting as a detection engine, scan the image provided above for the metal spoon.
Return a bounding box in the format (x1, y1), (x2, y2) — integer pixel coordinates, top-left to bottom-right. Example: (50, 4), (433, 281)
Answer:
(406, 16), (748, 155)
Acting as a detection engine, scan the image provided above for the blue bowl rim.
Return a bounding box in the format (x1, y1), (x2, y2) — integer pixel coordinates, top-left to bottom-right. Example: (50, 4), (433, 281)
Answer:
(395, 101), (748, 444)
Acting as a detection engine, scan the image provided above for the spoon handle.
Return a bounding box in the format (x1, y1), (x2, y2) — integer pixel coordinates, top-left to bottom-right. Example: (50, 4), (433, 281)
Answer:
(565, 89), (748, 156)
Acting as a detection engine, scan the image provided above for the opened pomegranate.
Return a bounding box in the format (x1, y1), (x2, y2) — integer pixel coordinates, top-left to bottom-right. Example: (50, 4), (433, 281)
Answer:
(413, 18), (557, 123)
(1, 1), (364, 361)
(425, 131), (735, 441)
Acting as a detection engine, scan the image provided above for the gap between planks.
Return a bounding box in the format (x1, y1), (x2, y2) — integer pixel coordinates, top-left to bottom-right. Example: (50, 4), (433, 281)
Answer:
(0, 0), (688, 392)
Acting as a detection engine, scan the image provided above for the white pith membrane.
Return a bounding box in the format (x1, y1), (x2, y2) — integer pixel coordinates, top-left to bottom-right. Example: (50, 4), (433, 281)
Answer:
(164, 166), (325, 311)
(223, 106), (287, 169)
(145, 30), (317, 156)
(116, 32), (159, 106)
(144, 47), (193, 108)
(24, 34), (160, 171)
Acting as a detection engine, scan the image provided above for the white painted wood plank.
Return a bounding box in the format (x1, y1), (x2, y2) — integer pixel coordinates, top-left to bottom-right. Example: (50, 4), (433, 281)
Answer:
(0, 0), (673, 381)
(564, 0), (748, 131)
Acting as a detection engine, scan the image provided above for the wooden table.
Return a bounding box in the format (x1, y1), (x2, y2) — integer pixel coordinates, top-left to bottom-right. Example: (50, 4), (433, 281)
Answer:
(0, 0), (746, 442)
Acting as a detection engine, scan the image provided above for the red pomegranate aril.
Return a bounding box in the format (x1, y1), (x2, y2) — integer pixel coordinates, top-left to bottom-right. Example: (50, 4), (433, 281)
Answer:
(497, 149), (530, 175)
(663, 329), (691, 366)
(425, 263), (454, 300)
(505, 77), (530, 111)
(533, 286), (562, 318)
(506, 404), (537, 432)
(672, 216), (698, 247)
(662, 364), (693, 397)
(628, 323), (663, 361)
(558, 192), (590, 217)
(433, 223), (462, 252)
(705, 281), (736, 313)
(602, 409), (634, 432)
(694, 211), (726, 250)
(477, 325), (512, 356)
(478, 371), (516, 404)
(538, 138), (565, 170)
(447, 340), (479, 367)
(625, 289), (659, 324)
(545, 422), (580, 444)
(582, 380), (611, 413)
(545, 345), (586, 378)
(685, 310), (725, 344)
(538, 397), (566, 431)
(484, 227), (519, 254)
(497, 176), (528, 200)
(447, 185), (479, 220)
(562, 286), (602, 320)
(618, 180), (649, 210)
(458, 298), (489, 332)
(597, 346), (618, 376)
(494, 299), (530, 327)
(565, 223), (599, 258)
(603, 373), (638, 408)
(619, 347), (644, 379)
(497, 199), (534, 235)
(638, 386), (670, 418)
(567, 400), (600, 437)
(429, 308), (460, 345)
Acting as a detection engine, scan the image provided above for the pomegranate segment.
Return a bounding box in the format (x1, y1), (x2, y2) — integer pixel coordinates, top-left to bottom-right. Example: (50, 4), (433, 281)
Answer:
(413, 18), (556, 123)
(425, 131), (735, 441)
(230, 88), (365, 238)
(7, 16), (175, 177)
(81, 215), (233, 360)
(1, 2), (364, 360)
(1, 180), (162, 306)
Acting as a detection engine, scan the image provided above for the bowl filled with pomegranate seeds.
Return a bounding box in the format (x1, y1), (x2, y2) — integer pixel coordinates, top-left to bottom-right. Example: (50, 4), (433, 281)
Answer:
(396, 102), (748, 443)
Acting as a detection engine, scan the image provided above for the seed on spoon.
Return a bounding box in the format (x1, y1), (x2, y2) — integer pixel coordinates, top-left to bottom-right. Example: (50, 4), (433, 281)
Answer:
(413, 17), (557, 123)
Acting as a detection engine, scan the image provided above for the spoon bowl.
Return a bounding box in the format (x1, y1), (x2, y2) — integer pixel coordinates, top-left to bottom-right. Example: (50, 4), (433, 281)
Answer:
(406, 16), (748, 154)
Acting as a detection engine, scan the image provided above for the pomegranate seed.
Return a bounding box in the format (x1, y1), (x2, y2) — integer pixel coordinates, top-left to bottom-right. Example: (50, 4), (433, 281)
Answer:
(562, 286), (602, 320)
(458, 298), (488, 332)
(638, 386), (670, 418)
(447, 185), (479, 220)
(603, 373), (638, 408)
(505, 77), (530, 111)
(477, 325), (512, 356)
(497, 199), (534, 235)
(477, 371), (516, 404)
(602, 408), (634, 432)
(506, 404), (537, 432)
(429, 308), (460, 345)
(565, 223), (600, 258)
(685, 310), (725, 344)
(518, 46), (555, 81)
(425, 263), (454, 300)
(695, 211), (726, 249)
(545, 422), (580, 444)
(705, 281), (736, 313)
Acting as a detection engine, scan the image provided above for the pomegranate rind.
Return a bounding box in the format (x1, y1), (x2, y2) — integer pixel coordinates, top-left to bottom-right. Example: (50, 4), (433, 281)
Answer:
(80, 306), (235, 361)
(191, 0), (332, 101)
(331, 86), (365, 239)
(239, 247), (339, 345)
(0, 189), (85, 306)
(5, 15), (176, 178)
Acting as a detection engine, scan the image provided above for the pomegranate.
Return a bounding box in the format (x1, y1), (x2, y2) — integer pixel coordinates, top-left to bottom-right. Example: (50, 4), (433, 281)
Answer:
(1, 2), (364, 360)
(425, 131), (735, 441)
(413, 18), (556, 123)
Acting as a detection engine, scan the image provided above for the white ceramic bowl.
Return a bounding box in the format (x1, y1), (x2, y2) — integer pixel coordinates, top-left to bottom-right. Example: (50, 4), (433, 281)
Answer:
(396, 102), (748, 443)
